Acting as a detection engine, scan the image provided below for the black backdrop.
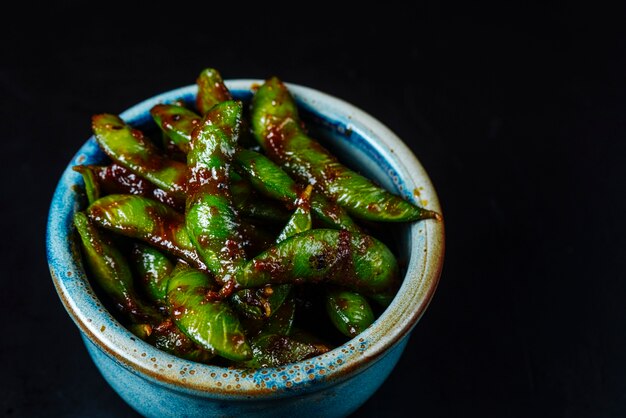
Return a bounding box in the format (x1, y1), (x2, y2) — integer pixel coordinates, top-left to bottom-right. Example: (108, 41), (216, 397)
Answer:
(3, 4), (626, 417)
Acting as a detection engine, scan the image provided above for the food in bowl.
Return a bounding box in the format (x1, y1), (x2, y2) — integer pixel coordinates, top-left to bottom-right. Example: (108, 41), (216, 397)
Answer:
(71, 68), (440, 368)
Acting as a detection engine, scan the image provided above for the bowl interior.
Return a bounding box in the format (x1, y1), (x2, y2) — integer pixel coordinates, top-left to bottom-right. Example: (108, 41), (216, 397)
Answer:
(46, 80), (443, 397)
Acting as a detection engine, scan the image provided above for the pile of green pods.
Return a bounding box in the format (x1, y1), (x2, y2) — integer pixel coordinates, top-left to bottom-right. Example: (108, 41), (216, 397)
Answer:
(73, 69), (440, 367)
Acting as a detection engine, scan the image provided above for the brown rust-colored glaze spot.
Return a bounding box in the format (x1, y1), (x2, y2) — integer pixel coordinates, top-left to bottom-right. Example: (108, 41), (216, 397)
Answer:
(100, 325), (106, 332)
(141, 353), (146, 357)
(167, 364), (172, 368)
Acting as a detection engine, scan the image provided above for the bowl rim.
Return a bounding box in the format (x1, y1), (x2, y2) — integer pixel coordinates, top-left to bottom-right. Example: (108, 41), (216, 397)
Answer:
(46, 79), (445, 398)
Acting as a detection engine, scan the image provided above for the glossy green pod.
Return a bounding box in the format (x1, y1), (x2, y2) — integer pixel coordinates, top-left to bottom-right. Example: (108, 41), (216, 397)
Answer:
(92, 114), (187, 202)
(149, 104), (357, 231)
(150, 104), (200, 154)
(325, 289), (375, 338)
(196, 68), (233, 115)
(250, 77), (440, 222)
(74, 212), (137, 314)
(147, 317), (215, 363)
(231, 186), (314, 320)
(234, 148), (359, 232)
(85, 163), (184, 211)
(185, 101), (246, 284)
(276, 185), (313, 242)
(243, 333), (329, 368)
(73, 165), (100, 204)
(235, 229), (398, 304)
(87, 194), (207, 270)
(230, 171), (290, 224)
(166, 265), (251, 361)
(131, 243), (174, 306)
(74, 212), (159, 323)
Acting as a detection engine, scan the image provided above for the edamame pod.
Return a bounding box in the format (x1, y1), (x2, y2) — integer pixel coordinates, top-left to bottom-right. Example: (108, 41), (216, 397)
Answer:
(131, 243), (174, 306)
(196, 68), (233, 115)
(166, 265), (251, 361)
(87, 194), (206, 270)
(325, 289), (375, 338)
(84, 163), (184, 210)
(231, 186), (313, 319)
(234, 149), (359, 231)
(185, 101), (245, 284)
(151, 104), (200, 154)
(251, 77), (440, 222)
(73, 166), (100, 204)
(243, 333), (329, 368)
(236, 229), (398, 304)
(92, 114), (187, 201)
(74, 212), (158, 323)
(150, 103), (358, 231)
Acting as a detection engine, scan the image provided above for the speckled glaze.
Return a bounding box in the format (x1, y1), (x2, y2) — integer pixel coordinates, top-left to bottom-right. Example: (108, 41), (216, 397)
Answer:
(46, 80), (445, 418)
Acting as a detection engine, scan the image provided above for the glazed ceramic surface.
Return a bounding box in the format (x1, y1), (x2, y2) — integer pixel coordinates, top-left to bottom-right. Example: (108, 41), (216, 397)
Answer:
(46, 80), (444, 417)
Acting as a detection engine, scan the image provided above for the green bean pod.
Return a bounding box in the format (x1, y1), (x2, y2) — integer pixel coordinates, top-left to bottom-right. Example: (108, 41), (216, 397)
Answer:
(242, 299), (327, 368)
(149, 103), (357, 231)
(151, 105), (288, 223)
(234, 148), (359, 231)
(151, 104), (200, 154)
(250, 77), (440, 222)
(74, 212), (150, 319)
(83, 163), (184, 211)
(131, 243), (174, 306)
(325, 289), (375, 338)
(87, 194), (207, 270)
(147, 318), (214, 363)
(73, 166), (100, 204)
(230, 186), (313, 320)
(196, 68), (233, 115)
(166, 265), (251, 361)
(185, 100), (245, 284)
(92, 114), (187, 201)
(230, 171), (290, 224)
(243, 334), (329, 368)
(236, 229), (398, 305)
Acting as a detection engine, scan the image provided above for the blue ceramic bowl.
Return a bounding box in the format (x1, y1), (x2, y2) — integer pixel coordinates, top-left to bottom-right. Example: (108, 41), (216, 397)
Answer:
(46, 80), (445, 417)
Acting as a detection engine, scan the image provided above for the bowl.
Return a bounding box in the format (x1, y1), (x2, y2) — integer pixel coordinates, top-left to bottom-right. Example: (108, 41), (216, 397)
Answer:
(46, 80), (445, 417)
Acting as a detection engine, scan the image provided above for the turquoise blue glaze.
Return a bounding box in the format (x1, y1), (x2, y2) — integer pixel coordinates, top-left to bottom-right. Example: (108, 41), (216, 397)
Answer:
(47, 81), (444, 417)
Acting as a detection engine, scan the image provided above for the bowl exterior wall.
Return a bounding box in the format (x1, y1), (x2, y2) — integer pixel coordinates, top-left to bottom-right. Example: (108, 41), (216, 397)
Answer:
(84, 334), (409, 418)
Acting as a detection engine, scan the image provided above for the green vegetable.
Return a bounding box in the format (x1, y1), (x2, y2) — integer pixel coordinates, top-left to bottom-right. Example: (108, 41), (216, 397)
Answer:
(151, 104), (200, 154)
(231, 185), (313, 320)
(236, 229), (398, 305)
(73, 166), (100, 204)
(87, 194), (207, 270)
(251, 77), (440, 222)
(92, 114), (187, 202)
(185, 101), (245, 285)
(149, 103), (357, 231)
(131, 243), (173, 306)
(74, 212), (148, 319)
(166, 265), (251, 361)
(196, 68), (233, 115)
(76, 68), (425, 368)
(230, 171), (290, 224)
(325, 289), (375, 338)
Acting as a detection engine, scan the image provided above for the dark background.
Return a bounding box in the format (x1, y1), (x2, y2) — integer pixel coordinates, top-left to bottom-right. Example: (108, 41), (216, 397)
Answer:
(3, 4), (625, 417)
